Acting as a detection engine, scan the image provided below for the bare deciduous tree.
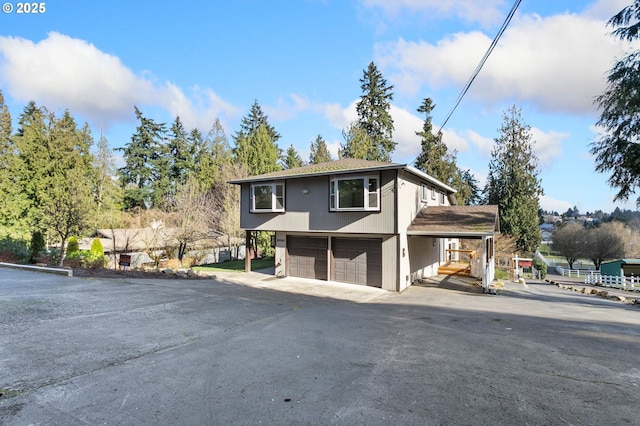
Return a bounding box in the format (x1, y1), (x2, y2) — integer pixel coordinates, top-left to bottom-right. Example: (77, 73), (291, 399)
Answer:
(585, 222), (626, 270)
(552, 222), (586, 269)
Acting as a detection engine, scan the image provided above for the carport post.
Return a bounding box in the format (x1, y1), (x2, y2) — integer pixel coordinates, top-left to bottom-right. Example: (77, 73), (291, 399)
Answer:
(245, 230), (251, 272)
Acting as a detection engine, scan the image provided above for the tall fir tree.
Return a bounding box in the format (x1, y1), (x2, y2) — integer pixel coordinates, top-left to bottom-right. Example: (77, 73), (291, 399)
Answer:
(309, 134), (332, 164)
(0, 91), (22, 237)
(197, 119), (233, 191)
(414, 98), (457, 184)
(93, 133), (122, 215)
(117, 106), (167, 210)
(167, 116), (193, 184)
(342, 62), (395, 161)
(484, 105), (543, 253)
(282, 144), (303, 169)
(233, 102), (281, 174)
(235, 100), (280, 143)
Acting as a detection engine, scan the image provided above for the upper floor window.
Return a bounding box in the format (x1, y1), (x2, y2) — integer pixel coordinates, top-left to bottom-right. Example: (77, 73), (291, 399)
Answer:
(330, 175), (380, 211)
(250, 182), (285, 212)
(439, 191), (446, 205)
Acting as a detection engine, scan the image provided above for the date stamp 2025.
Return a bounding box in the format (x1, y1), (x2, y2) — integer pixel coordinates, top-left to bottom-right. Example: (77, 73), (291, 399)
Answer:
(2, 2), (47, 14)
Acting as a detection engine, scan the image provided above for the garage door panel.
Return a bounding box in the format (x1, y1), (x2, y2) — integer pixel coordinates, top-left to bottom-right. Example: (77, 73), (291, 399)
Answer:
(332, 238), (382, 288)
(287, 236), (328, 280)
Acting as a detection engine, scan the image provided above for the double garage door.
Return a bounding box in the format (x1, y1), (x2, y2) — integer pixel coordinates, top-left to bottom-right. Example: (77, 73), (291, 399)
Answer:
(287, 236), (382, 288)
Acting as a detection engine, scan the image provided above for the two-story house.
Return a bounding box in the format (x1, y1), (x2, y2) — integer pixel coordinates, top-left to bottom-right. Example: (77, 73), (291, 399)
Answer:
(229, 159), (498, 292)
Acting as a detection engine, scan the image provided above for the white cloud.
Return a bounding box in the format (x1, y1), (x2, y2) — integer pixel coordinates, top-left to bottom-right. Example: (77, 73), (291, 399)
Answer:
(375, 8), (640, 115)
(466, 130), (494, 155)
(361, 0), (506, 27)
(540, 195), (573, 213)
(464, 126), (567, 167)
(531, 127), (569, 166)
(0, 32), (238, 132)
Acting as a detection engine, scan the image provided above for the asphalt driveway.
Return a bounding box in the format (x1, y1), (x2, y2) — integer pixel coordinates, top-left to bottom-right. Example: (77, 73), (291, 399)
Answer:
(1, 268), (639, 425)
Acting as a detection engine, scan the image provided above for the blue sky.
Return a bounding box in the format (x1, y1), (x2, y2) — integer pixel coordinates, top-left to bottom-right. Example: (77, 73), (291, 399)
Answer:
(0, 0), (638, 214)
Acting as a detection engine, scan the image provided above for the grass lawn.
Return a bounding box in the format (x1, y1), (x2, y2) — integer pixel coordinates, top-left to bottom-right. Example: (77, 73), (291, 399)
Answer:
(194, 257), (274, 273)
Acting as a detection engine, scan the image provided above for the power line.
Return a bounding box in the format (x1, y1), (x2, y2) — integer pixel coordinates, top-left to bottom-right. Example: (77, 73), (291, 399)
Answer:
(437, 0), (522, 135)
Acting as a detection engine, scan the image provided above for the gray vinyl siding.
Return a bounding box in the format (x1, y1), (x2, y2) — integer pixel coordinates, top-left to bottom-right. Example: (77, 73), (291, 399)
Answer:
(239, 170), (396, 233)
(381, 235), (399, 291)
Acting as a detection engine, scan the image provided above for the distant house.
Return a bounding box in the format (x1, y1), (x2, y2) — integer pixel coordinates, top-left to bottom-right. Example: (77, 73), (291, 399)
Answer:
(78, 225), (242, 268)
(229, 159), (499, 291)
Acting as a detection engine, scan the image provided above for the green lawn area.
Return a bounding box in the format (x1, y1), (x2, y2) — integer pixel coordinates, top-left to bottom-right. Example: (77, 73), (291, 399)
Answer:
(194, 257), (274, 273)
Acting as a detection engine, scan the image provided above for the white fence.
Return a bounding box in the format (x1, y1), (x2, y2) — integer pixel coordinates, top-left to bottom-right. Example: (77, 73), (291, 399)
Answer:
(584, 273), (640, 292)
(555, 267), (593, 278)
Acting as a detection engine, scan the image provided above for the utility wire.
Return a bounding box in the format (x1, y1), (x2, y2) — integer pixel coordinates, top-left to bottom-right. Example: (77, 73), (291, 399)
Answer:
(437, 0), (522, 135)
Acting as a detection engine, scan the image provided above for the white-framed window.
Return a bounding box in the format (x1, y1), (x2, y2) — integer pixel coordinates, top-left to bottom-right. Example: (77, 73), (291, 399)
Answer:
(250, 182), (285, 212)
(421, 184), (430, 201)
(431, 187), (436, 200)
(439, 191), (446, 205)
(329, 175), (380, 211)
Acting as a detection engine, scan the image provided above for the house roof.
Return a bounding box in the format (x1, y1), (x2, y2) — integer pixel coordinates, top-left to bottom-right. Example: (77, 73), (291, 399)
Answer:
(228, 158), (457, 193)
(602, 259), (640, 266)
(86, 227), (231, 253)
(407, 205), (500, 237)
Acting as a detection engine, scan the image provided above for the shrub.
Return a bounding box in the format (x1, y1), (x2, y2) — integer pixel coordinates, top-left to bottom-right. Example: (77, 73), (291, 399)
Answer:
(66, 236), (79, 256)
(0, 237), (29, 263)
(87, 239), (106, 269)
(494, 268), (509, 280)
(29, 230), (46, 264)
(533, 257), (547, 279)
(89, 238), (104, 258)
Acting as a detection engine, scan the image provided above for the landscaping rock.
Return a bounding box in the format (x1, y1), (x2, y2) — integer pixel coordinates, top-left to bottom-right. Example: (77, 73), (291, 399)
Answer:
(161, 268), (175, 275)
(176, 270), (188, 278)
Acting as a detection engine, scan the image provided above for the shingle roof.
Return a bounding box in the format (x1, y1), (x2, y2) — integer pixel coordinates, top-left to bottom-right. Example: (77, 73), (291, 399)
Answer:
(227, 158), (458, 193)
(407, 205), (500, 237)
(228, 158), (403, 183)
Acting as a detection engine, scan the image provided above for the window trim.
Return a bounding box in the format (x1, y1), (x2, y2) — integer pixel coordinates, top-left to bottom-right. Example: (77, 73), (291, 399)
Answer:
(250, 181), (285, 213)
(329, 174), (380, 212)
(421, 184), (430, 201)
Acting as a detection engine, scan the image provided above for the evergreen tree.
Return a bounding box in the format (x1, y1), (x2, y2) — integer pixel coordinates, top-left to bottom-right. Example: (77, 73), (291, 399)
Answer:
(413, 98), (481, 205)
(117, 106), (166, 209)
(167, 116), (193, 184)
(358, 61), (395, 158)
(414, 98), (457, 184)
(282, 144), (303, 169)
(349, 61), (395, 162)
(198, 118), (232, 190)
(233, 102), (281, 174)
(235, 100), (280, 143)
(484, 105), (543, 253)
(12, 106), (95, 262)
(0, 91), (22, 237)
(309, 134), (332, 164)
(454, 169), (482, 205)
(591, 2), (640, 204)
(93, 134), (122, 214)
(339, 122), (373, 160)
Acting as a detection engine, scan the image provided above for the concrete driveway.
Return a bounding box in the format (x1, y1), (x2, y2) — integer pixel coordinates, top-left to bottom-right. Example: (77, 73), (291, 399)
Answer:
(1, 268), (639, 425)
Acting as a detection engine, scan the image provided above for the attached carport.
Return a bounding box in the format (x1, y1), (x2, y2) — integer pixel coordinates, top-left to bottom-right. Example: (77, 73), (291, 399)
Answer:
(407, 205), (500, 292)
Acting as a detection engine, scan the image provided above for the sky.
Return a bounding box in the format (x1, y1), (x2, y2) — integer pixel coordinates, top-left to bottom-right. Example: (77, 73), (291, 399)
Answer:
(0, 0), (638, 214)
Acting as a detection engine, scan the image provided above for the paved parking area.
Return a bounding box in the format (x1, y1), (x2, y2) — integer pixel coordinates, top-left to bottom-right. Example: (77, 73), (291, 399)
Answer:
(1, 268), (639, 425)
